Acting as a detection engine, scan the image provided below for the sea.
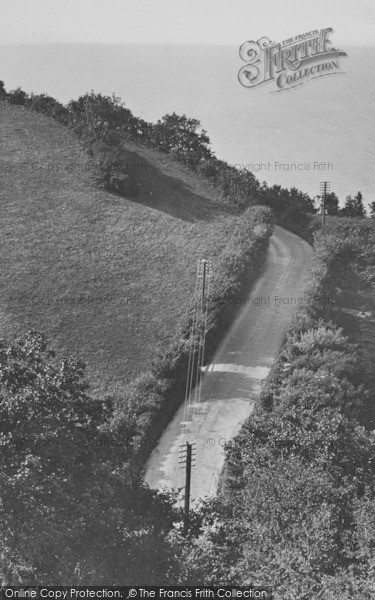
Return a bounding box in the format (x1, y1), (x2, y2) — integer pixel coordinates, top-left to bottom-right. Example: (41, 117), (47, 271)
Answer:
(1, 44), (374, 206)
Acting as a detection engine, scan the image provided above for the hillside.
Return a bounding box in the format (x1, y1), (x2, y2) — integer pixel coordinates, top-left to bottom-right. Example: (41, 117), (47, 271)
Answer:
(0, 103), (241, 396)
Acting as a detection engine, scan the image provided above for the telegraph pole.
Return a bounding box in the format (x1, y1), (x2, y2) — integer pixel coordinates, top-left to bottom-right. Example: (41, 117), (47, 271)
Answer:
(179, 258), (211, 534)
(201, 260), (207, 311)
(320, 181), (331, 232)
(183, 442), (192, 533)
(179, 441), (196, 534)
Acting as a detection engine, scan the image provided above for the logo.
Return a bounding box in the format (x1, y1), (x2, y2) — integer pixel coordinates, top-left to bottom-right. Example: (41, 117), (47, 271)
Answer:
(238, 28), (347, 92)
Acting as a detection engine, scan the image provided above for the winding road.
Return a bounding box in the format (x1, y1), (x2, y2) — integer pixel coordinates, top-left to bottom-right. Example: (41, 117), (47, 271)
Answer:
(144, 226), (313, 504)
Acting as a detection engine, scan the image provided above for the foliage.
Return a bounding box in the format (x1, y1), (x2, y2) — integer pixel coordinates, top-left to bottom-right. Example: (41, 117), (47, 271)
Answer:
(172, 224), (375, 596)
(324, 191), (339, 215)
(259, 184), (316, 241)
(0, 81), (7, 100)
(67, 91), (137, 140)
(340, 191), (367, 218)
(150, 113), (211, 160)
(3, 81), (375, 590)
(0, 331), (178, 584)
(7, 87), (29, 106)
(92, 140), (140, 197)
(29, 93), (71, 125)
(0, 81), (315, 228)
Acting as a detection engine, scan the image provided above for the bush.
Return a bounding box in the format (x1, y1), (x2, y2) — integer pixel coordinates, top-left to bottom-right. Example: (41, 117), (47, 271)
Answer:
(29, 93), (71, 125)
(0, 80), (7, 100)
(109, 171), (140, 197)
(0, 331), (178, 584)
(7, 87), (29, 105)
(92, 142), (140, 197)
(174, 225), (375, 594)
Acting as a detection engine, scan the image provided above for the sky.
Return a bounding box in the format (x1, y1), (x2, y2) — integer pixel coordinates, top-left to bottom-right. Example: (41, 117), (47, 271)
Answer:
(0, 0), (374, 46)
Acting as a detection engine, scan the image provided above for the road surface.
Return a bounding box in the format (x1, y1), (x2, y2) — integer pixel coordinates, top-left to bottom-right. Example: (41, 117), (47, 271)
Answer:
(144, 226), (313, 504)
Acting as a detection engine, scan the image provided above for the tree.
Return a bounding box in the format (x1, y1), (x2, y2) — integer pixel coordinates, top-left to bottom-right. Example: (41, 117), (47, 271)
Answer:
(324, 192), (339, 216)
(340, 192), (366, 218)
(68, 92), (136, 141)
(289, 187), (316, 214)
(0, 331), (177, 584)
(7, 86), (28, 106)
(0, 80), (6, 100)
(152, 113), (212, 164)
(369, 201), (375, 218)
(260, 185), (313, 237)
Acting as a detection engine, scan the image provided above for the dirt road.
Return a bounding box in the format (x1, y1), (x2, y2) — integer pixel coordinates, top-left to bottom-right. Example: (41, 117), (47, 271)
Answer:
(144, 226), (313, 504)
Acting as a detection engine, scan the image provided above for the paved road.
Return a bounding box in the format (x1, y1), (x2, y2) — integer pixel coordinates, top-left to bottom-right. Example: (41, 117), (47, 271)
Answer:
(144, 226), (313, 504)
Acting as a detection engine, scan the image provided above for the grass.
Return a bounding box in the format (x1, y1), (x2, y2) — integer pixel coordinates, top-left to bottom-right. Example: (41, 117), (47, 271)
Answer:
(0, 102), (243, 396)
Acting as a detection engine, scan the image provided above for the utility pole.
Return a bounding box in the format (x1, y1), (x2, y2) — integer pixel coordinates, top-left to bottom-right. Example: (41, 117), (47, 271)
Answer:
(201, 259), (207, 312)
(179, 441), (196, 534)
(179, 258), (211, 534)
(183, 442), (192, 533)
(320, 181), (331, 232)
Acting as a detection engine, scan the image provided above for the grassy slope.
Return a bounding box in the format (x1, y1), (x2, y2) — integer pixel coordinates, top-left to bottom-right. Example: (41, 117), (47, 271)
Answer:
(0, 103), (241, 396)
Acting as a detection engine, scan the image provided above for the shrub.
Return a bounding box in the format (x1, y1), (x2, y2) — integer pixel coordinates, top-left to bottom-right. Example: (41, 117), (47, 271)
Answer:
(7, 87), (29, 105)
(0, 331), (178, 584)
(0, 80), (7, 100)
(92, 142), (140, 197)
(109, 171), (140, 197)
(29, 93), (70, 125)
(175, 225), (375, 594)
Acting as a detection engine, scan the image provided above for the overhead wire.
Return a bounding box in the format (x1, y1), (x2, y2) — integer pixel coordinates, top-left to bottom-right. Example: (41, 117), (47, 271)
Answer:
(182, 260), (202, 440)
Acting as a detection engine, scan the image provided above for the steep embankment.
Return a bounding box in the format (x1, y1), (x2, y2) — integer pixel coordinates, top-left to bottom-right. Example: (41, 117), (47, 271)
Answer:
(0, 103), (243, 396)
(145, 226), (312, 501)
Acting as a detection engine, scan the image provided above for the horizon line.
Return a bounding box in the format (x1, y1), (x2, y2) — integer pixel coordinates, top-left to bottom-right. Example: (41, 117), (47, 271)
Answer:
(0, 41), (374, 47)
